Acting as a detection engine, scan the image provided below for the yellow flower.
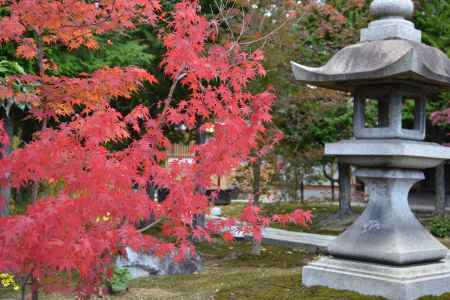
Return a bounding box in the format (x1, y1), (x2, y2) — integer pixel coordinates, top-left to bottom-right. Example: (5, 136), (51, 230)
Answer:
(96, 212), (112, 222)
(0, 273), (19, 290)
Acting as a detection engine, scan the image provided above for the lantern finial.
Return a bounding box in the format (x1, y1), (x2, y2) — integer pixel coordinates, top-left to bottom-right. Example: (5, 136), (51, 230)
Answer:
(370, 0), (414, 20)
(361, 0), (420, 42)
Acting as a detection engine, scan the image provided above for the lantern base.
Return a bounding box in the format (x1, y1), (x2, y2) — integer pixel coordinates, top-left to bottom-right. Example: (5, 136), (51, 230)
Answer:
(302, 256), (450, 300)
(328, 168), (447, 265)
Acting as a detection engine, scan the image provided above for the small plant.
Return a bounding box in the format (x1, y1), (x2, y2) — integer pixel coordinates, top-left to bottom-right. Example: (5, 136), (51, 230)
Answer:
(0, 273), (19, 290)
(430, 216), (450, 238)
(108, 267), (132, 294)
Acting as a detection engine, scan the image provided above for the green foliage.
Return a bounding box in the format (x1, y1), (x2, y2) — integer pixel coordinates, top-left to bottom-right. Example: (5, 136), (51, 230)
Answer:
(108, 267), (132, 294)
(414, 0), (450, 137)
(415, 0), (450, 56)
(310, 100), (353, 145)
(47, 32), (158, 76)
(0, 60), (24, 76)
(430, 216), (450, 238)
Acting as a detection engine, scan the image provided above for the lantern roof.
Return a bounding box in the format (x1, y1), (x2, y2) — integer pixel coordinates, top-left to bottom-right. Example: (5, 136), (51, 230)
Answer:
(291, 0), (450, 93)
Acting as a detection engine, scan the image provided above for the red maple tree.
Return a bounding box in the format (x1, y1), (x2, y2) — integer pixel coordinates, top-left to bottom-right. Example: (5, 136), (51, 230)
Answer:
(0, 0), (312, 298)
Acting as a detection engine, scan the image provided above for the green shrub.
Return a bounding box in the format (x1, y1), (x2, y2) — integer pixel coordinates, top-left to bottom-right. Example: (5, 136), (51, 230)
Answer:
(430, 216), (450, 238)
(108, 267), (132, 294)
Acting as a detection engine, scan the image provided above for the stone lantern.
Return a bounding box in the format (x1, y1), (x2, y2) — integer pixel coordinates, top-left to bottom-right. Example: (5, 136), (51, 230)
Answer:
(291, 1), (450, 299)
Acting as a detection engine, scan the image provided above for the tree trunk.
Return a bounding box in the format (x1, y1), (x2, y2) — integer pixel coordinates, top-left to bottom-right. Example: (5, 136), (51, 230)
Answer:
(331, 179), (335, 202)
(193, 129), (208, 228)
(30, 34), (46, 205)
(251, 238), (262, 255)
(0, 115), (13, 216)
(31, 277), (38, 300)
(252, 158), (262, 203)
(322, 162), (336, 202)
(251, 158), (262, 255)
(20, 284), (26, 300)
(293, 168), (299, 202)
(300, 179), (305, 204)
(435, 163), (447, 215)
(338, 162), (352, 217)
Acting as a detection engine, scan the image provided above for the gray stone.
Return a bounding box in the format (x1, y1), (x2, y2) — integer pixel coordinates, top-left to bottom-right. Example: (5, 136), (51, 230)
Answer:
(291, 40), (450, 92)
(303, 256), (450, 300)
(361, 0), (420, 43)
(352, 85), (426, 140)
(262, 228), (334, 253)
(325, 139), (450, 169)
(328, 168), (447, 265)
(370, 0), (414, 19)
(116, 247), (203, 279)
(361, 18), (421, 43)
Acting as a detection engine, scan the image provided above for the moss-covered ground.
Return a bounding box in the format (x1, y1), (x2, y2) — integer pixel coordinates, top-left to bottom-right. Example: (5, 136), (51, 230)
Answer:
(2, 202), (450, 299)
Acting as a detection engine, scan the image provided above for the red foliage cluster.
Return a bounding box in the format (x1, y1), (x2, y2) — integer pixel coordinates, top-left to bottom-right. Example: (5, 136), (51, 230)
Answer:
(431, 109), (450, 127)
(0, 0), (312, 297)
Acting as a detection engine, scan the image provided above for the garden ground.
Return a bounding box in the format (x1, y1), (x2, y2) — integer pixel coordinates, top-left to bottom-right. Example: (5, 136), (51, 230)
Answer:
(2, 201), (450, 300)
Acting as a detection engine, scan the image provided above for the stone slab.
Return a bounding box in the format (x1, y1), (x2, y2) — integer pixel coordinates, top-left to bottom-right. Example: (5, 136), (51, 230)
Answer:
(303, 256), (450, 300)
(262, 228), (334, 253)
(325, 139), (450, 169)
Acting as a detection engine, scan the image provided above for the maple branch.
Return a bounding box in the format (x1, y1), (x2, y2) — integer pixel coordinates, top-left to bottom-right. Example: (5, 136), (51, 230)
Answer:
(137, 218), (162, 233)
(214, 0), (239, 42)
(215, 1), (246, 55)
(161, 67), (188, 116)
(168, 70), (187, 103)
(30, 31), (49, 204)
(35, 31), (45, 77)
(239, 18), (290, 46)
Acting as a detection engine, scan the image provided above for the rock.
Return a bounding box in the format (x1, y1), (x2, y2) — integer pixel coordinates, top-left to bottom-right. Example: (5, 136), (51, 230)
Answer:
(116, 247), (203, 279)
(210, 206), (222, 216)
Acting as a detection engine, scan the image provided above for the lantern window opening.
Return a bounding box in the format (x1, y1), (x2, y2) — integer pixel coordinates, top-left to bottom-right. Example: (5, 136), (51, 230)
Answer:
(363, 97), (390, 129)
(352, 85), (426, 140)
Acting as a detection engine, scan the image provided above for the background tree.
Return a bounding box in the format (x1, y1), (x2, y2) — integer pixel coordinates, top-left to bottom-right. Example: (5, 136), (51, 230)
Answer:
(228, 0), (369, 210)
(415, 0), (450, 214)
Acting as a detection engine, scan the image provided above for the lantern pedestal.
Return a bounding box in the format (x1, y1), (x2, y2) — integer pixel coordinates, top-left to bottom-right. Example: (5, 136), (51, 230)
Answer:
(328, 168), (447, 265)
(302, 167), (450, 300)
(303, 256), (450, 300)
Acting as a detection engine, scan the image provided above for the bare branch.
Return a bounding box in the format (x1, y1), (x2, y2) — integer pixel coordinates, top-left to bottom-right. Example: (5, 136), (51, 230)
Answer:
(239, 18), (290, 47)
(137, 218), (163, 233)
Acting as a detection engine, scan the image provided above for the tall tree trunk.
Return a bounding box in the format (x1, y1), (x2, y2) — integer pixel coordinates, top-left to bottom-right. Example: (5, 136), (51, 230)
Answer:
(252, 158), (262, 204)
(30, 119), (47, 203)
(31, 290), (38, 300)
(338, 162), (352, 217)
(0, 115), (13, 216)
(331, 179), (335, 202)
(323, 163), (336, 202)
(293, 168), (299, 202)
(251, 157), (262, 255)
(20, 282), (26, 300)
(435, 163), (447, 215)
(300, 179), (305, 204)
(193, 130), (208, 229)
(30, 32), (46, 204)
(31, 277), (38, 300)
